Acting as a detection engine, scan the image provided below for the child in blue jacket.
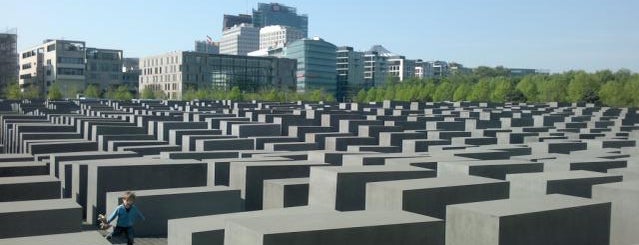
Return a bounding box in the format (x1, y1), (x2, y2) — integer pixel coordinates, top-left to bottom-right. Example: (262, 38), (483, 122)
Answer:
(99, 191), (145, 245)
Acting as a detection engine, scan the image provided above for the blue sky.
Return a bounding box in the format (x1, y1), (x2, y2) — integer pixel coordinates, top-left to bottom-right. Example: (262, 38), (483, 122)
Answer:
(2, 0), (638, 72)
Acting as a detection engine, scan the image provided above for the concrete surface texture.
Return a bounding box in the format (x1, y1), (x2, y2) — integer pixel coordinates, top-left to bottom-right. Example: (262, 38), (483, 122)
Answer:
(0, 100), (637, 245)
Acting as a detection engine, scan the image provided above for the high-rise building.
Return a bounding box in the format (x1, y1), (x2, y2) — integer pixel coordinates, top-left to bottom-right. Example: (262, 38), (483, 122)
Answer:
(259, 25), (305, 50)
(19, 39), (125, 97)
(223, 14), (253, 31)
(387, 55), (416, 81)
(364, 45), (393, 87)
(85, 48), (124, 90)
(253, 3), (308, 37)
(415, 60), (432, 79)
(430, 61), (449, 78)
(0, 29), (18, 89)
(139, 51), (296, 100)
(285, 37), (337, 94)
(194, 40), (220, 54)
(19, 40), (87, 96)
(122, 58), (140, 91)
(219, 24), (259, 56)
(336, 46), (364, 101)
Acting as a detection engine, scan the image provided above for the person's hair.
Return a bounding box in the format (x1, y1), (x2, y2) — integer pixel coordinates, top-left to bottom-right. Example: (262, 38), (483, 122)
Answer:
(122, 191), (136, 201)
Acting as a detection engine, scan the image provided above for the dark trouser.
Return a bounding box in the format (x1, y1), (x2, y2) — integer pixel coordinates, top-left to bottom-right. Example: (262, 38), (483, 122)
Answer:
(110, 226), (135, 245)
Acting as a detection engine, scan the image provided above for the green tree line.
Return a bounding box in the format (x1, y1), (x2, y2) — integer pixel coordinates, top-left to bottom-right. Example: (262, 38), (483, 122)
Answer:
(354, 69), (639, 107)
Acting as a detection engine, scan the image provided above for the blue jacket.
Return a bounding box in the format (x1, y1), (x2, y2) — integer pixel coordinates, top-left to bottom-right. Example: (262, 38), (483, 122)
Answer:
(107, 204), (145, 227)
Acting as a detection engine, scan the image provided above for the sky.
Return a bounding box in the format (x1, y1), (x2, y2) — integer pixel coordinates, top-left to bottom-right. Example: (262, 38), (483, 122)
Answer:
(2, 0), (638, 73)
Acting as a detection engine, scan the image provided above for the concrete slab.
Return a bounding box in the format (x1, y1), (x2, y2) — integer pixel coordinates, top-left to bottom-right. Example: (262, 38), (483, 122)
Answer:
(105, 186), (243, 236)
(0, 199), (81, 238)
(263, 178), (309, 209)
(593, 181), (639, 245)
(446, 194), (611, 245)
(308, 165), (436, 211)
(224, 210), (444, 245)
(0, 231), (110, 245)
(507, 170), (623, 198)
(366, 176), (509, 218)
(0, 175), (60, 201)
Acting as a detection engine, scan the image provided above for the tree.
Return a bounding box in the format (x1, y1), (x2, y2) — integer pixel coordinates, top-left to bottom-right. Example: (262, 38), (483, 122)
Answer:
(355, 89), (367, 103)
(227, 86), (243, 101)
(84, 84), (100, 98)
(453, 83), (472, 101)
(491, 78), (513, 102)
(3, 81), (22, 100)
(47, 83), (64, 100)
(537, 76), (568, 102)
(140, 86), (156, 99)
(567, 71), (600, 102)
(417, 82), (437, 102)
(23, 85), (42, 99)
(468, 79), (492, 102)
(108, 85), (133, 100)
(516, 75), (540, 102)
(433, 82), (455, 101)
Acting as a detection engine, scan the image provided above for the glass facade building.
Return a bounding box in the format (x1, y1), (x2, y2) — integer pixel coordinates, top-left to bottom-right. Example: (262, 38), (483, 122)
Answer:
(285, 38), (337, 94)
(139, 51), (296, 100)
(0, 30), (18, 89)
(336, 46), (365, 101)
(252, 3), (308, 37)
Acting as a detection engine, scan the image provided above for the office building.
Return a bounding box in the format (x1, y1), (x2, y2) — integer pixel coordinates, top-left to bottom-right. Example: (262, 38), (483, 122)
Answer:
(387, 55), (416, 81)
(364, 45), (393, 87)
(285, 37), (337, 94)
(139, 51), (296, 100)
(336, 46), (364, 101)
(219, 24), (260, 55)
(194, 40), (220, 54)
(430, 61), (449, 78)
(223, 14), (253, 31)
(85, 48), (123, 89)
(252, 3), (308, 37)
(122, 58), (140, 91)
(19, 39), (126, 97)
(0, 29), (18, 89)
(259, 25), (304, 50)
(415, 60), (432, 79)
(19, 40), (87, 96)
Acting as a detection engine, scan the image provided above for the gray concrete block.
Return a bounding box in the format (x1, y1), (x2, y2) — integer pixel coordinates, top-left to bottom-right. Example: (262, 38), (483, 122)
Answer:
(507, 170), (623, 198)
(169, 129), (221, 146)
(446, 194), (611, 245)
(325, 136), (378, 151)
(51, 151), (141, 198)
(0, 231), (110, 245)
(544, 157), (628, 173)
(224, 210), (444, 245)
(29, 141), (98, 155)
(593, 181), (639, 245)
(232, 124), (281, 138)
(263, 178), (309, 209)
(308, 165), (436, 211)
(0, 161), (48, 177)
(196, 138), (254, 151)
(84, 159), (209, 224)
(168, 207), (329, 245)
(98, 134), (156, 151)
(252, 136), (299, 150)
(182, 135), (237, 151)
(0, 176), (60, 201)
(105, 186), (243, 236)
(264, 142), (318, 152)
(0, 199), (81, 238)
(229, 160), (325, 210)
(366, 176), (509, 219)
(438, 159), (544, 180)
